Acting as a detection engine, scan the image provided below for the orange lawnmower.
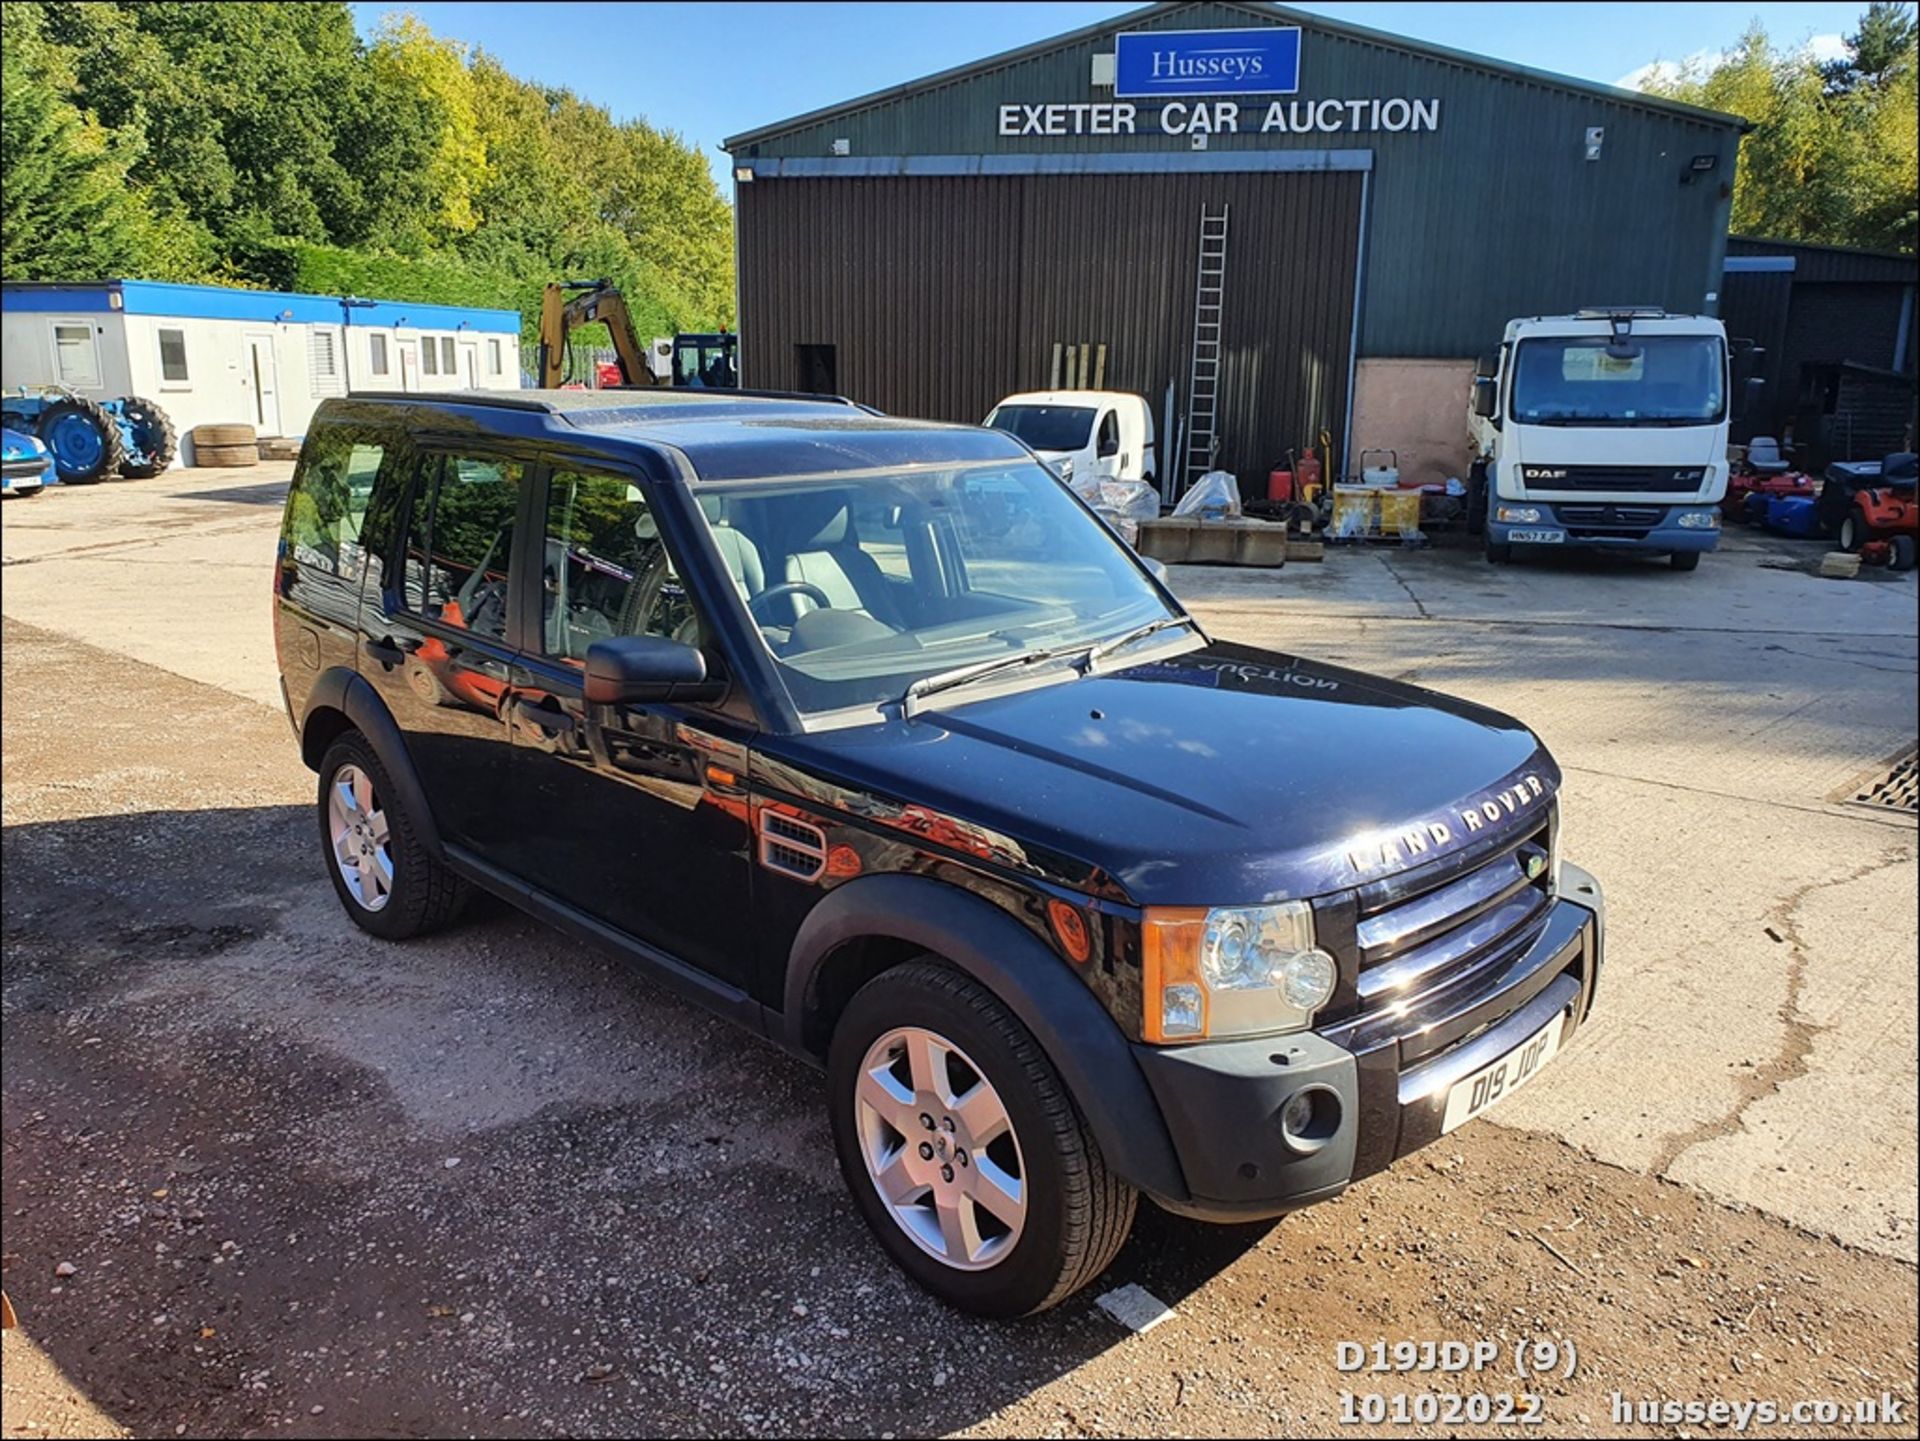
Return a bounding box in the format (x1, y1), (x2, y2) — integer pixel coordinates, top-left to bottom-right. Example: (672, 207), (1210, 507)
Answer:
(1831, 451), (1917, 571)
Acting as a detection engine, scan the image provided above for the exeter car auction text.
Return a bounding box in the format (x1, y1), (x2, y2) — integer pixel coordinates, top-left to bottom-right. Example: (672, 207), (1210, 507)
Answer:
(996, 98), (1442, 137)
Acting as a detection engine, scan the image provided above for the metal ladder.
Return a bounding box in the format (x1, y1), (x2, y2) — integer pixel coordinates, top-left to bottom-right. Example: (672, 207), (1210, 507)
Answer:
(1181, 203), (1230, 494)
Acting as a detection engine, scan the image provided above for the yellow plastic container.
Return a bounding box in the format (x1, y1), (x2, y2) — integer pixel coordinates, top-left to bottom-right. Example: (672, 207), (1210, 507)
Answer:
(1377, 490), (1423, 536)
(1330, 486), (1376, 539)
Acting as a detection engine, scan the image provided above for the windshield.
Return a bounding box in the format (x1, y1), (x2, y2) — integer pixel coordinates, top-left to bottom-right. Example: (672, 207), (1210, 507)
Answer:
(985, 404), (1097, 452)
(1510, 335), (1726, 426)
(693, 459), (1180, 717)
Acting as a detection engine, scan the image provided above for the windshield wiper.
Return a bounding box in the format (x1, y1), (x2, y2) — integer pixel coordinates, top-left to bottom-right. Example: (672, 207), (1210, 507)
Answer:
(902, 643), (1090, 718)
(1086, 614), (1198, 669)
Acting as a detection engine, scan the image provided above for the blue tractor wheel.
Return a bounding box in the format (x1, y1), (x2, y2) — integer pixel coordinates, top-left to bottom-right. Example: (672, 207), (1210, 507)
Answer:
(36, 396), (127, 483)
(117, 396), (179, 478)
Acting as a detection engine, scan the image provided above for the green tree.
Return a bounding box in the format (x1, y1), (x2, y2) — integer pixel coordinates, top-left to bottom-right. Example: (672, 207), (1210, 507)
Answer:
(1639, 9), (1918, 251)
(1823, 0), (1917, 92)
(0, 1), (735, 333)
(0, 6), (203, 279)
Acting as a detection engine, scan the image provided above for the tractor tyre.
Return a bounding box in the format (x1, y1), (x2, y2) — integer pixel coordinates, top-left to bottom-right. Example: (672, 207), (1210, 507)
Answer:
(36, 396), (126, 484)
(193, 442), (259, 469)
(118, 396), (178, 478)
(191, 423), (257, 448)
(1839, 506), (1871, 553)
(1891, 535), (1917, 573)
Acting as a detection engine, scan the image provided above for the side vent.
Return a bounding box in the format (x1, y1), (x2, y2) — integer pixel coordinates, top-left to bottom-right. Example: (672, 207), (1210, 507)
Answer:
(759, 809), (828, 882)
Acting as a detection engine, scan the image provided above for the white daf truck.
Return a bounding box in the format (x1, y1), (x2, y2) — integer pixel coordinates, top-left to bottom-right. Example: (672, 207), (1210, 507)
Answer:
(1468, 308), (1744, 573)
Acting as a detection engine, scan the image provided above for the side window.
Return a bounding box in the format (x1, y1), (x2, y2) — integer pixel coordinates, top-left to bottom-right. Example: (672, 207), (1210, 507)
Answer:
(309, 329), (343, 398)
(280, 430), (385, 616)
(1097, 409), (1120, 457)
(401, 454), (524, 644)
(541, 469), (697, 662)
(52, 322), (101, 387)
(158, 328), (190, 384)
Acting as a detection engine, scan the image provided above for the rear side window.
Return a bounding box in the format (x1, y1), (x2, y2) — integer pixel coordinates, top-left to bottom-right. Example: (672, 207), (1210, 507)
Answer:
(399, 454), (524, 643)
(279, 430), (386, 619)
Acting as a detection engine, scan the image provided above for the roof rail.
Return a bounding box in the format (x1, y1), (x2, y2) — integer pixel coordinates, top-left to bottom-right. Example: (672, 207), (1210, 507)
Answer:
(1572, 306), (1668, 319)
(342, 387), (877, 414)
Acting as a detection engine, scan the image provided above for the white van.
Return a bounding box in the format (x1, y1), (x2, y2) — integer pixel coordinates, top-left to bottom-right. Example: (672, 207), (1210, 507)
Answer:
(984, 390), (1156, 491)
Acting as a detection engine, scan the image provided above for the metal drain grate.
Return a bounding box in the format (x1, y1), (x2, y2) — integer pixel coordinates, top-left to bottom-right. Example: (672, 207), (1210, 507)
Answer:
(1847, 749), (1919, 814)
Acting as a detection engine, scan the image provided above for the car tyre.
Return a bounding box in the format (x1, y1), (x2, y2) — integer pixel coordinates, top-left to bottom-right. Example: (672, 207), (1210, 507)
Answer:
(827, 959), (1136, 1318)
(1670, 550), (1702, 572)
(317, 731), (468, 940)
(1465, 465), (1487, 537)
(1840, 506), (1870, 552)
(1891, 535), (1917, 572)
(1484, 535), (1512, 564)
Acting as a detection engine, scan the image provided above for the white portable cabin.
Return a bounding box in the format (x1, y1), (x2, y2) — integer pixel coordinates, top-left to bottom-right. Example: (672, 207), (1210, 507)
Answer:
(1, 279), (522, 466)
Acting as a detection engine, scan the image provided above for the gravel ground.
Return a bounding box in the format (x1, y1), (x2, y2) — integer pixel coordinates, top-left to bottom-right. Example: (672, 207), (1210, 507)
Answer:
(3, 612), (1915, 1439)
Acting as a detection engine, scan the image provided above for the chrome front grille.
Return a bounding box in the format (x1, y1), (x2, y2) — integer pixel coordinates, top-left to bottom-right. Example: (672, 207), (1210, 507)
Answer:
(1351, 824), (1553, 1016)
(1555, 503), (1664, 534)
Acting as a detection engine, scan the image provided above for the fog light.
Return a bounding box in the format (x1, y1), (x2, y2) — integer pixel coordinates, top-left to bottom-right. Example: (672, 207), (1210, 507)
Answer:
(1496, 505), (1542, 524)
(1273, 948), (1337, 1012)
(1281, 1091), (1316, 1137)
(1676, 509), (1720, 529)
(1278, 1085), (1341, 1152)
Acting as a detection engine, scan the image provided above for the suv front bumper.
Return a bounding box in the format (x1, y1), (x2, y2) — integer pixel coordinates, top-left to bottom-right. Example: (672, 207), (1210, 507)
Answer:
(1132, 863), (1605, 1222)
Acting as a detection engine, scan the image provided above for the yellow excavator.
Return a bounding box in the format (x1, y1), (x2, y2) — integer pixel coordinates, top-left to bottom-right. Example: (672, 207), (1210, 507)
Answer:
(536, 279), (737, 390)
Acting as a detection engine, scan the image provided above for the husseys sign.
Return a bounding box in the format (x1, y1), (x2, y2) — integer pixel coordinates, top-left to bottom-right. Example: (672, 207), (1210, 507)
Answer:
(996, 26), (1442, 139)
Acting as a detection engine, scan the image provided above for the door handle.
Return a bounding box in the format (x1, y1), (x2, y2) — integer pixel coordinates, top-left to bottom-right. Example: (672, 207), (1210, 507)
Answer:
(366, 636), (404, 668)
(508, 695), (575, 745)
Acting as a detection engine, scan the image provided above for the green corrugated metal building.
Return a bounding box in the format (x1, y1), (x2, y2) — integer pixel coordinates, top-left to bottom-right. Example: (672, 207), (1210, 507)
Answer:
(725, 0), (1748, 491)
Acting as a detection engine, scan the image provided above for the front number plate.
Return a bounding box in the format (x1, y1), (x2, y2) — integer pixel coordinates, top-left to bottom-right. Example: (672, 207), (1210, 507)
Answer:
(1441, 1013), (1566, 1132)
(1508, 529), (1564, 544)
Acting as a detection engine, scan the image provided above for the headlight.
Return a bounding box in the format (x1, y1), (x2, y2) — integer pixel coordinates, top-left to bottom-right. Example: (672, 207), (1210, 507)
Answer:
(1141, 902), (1338, 1043)
(1676, 509), (1720, 529)
(1496, 505), (1543, 523)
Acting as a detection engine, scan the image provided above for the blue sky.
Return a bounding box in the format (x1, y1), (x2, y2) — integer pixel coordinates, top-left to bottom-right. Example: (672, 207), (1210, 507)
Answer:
(349, 2), (1875, 188)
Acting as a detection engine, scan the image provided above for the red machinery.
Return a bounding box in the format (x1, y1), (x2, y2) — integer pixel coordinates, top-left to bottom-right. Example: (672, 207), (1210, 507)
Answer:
(1724, 467), (1815, 521)
(1836, 451), (1917, 570)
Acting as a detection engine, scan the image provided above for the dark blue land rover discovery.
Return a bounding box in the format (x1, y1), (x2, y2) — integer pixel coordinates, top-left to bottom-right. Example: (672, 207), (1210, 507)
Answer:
(276, 389), (1605, 1317)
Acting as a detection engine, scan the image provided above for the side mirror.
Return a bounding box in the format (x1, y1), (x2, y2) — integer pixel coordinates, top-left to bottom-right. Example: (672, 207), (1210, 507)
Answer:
(1142, 556), (1171, 584)
(583, 635), (718, 705)
(1738, 377), (1765, 421)
(1098, 430), (1120, 459)
(1472, 376), (1500, 420)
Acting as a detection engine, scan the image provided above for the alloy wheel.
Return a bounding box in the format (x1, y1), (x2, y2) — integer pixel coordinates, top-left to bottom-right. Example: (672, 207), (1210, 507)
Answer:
(327, 763), (394, 912)
(853, 1026), (1028, 1270)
